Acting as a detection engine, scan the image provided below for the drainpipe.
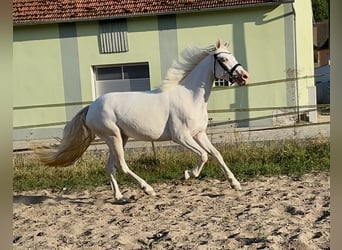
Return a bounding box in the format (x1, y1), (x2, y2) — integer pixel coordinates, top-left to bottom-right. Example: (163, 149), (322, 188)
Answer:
(291, 3), (300, 122)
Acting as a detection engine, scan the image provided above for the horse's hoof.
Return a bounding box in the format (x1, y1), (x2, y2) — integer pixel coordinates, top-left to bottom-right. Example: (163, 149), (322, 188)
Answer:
(232, 183), (242, 191)
(148, 191), (157, 197)
(114, 197), (130, 205)
(144, 187), (157, 196)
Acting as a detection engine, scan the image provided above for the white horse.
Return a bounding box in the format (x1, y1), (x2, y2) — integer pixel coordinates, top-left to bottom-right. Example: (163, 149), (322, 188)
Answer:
(38, 39), (249, 202)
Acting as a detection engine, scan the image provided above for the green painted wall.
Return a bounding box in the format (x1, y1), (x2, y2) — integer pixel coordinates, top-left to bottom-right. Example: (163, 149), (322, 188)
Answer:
(13, 2), (314, 141)
(13, 24), (67, 139)
(13, 17), (163, 140)
(176, 5), (293, 125)
(293, 0), (315, 107)
(76, 16), (162, 101)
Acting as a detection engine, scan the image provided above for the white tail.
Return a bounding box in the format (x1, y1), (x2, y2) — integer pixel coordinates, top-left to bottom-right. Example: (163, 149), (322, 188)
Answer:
(37, 105), (95, 167)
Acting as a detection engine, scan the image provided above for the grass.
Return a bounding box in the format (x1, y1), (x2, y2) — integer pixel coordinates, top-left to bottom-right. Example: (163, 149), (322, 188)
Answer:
(13, 138), (330, 192)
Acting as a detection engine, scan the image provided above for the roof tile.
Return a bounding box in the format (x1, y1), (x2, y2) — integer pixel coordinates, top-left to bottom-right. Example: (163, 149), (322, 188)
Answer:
(13, 0), (290, 25)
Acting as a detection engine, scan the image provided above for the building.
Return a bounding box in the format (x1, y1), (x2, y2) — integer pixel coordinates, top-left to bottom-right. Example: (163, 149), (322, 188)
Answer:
(313, 20), (330, 67)
(13, 0), (315, 143)
(313, 20), (330, 110)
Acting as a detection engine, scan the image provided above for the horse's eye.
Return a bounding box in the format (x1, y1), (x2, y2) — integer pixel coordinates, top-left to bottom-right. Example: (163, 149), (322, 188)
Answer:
(221, 57), (228, 62)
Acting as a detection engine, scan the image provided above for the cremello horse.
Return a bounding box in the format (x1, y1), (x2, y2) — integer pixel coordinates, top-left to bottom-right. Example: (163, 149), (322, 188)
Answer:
(38, 39), (249, 202)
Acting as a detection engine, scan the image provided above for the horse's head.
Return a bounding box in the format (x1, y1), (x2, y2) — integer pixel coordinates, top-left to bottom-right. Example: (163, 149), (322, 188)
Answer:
(213, 39), (249, 86)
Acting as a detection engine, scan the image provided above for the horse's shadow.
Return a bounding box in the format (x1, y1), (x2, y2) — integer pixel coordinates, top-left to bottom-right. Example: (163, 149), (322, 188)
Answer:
(13, 194), (116, 206)
(13, 194), (50, 205)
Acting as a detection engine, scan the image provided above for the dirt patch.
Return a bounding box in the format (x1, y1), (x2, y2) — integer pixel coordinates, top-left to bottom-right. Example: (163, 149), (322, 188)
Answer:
(13, 172), (330, 249)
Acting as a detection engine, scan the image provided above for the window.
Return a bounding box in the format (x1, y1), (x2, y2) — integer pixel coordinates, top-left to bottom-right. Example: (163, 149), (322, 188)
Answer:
(99, 19), (128, 53)
(214, 79), (230, 87)
(93, 63), (151, 97)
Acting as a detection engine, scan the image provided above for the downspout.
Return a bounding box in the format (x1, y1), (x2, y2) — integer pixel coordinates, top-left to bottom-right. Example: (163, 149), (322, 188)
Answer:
(291, 2), (300, 122)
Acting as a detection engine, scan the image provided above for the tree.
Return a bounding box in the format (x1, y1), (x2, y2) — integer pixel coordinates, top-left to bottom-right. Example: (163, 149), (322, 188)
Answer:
(312, 0), (329, 22)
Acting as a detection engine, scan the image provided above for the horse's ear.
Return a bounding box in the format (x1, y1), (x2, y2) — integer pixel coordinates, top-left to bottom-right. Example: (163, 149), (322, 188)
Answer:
(216, 38), (222, 49)
(224, 41), (230, 48)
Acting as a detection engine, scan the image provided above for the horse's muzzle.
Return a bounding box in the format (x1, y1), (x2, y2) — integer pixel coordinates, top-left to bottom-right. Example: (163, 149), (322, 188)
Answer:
(232, 71), (249, 86)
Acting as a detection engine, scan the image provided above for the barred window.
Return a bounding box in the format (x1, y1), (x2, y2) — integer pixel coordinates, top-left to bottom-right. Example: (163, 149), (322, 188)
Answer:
(99, 19), (129, 54)
(214, 79), (230, 87)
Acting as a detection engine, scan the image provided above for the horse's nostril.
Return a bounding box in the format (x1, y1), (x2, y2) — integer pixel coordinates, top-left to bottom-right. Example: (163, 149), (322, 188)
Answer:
(242, 74), (249, 80)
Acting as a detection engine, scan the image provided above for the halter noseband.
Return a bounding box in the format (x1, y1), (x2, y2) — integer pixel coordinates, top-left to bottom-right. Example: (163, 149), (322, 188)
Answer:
(214, 52), (241, 85)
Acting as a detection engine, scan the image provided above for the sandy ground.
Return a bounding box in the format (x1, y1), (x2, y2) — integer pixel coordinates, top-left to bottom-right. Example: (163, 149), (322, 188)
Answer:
(13, 172), (330, 250)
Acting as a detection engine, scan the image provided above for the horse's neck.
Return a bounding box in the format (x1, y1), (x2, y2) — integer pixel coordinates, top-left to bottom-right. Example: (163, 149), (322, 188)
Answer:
(181, 55), (215, 103)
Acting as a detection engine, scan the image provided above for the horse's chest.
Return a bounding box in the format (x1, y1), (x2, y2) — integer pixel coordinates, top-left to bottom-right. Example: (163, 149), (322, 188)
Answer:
(181, 107), (208, 130)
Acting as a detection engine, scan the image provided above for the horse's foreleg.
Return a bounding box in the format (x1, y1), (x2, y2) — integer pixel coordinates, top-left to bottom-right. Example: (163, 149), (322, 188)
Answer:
(195, 132), (241, 190)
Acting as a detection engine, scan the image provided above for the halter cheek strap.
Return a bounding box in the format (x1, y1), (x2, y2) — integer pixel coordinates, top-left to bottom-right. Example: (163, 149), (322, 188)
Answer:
(214, 53), (241, 84)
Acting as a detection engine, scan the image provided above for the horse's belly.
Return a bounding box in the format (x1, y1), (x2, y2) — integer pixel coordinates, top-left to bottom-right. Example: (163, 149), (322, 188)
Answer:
(119, 121), (171, 141)
(117, 107), (171, 141)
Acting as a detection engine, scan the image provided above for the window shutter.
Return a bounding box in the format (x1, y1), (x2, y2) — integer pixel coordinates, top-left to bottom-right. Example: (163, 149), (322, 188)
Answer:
(99, 19), (129, 53)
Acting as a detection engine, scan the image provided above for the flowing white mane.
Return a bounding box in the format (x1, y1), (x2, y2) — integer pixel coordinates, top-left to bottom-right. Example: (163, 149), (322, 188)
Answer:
(159, 45), (216, 92)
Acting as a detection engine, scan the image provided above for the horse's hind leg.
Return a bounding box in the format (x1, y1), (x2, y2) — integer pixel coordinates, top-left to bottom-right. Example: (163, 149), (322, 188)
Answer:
(105, 152), (124, 201)
(103, 133), (156, 197)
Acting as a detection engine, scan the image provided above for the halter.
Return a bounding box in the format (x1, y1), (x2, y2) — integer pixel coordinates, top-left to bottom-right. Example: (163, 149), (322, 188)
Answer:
(214, 52), (241, 85)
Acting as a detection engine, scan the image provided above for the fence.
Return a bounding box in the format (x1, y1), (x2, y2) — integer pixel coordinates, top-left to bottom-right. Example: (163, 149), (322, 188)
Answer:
(13, 74), (330, 153)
